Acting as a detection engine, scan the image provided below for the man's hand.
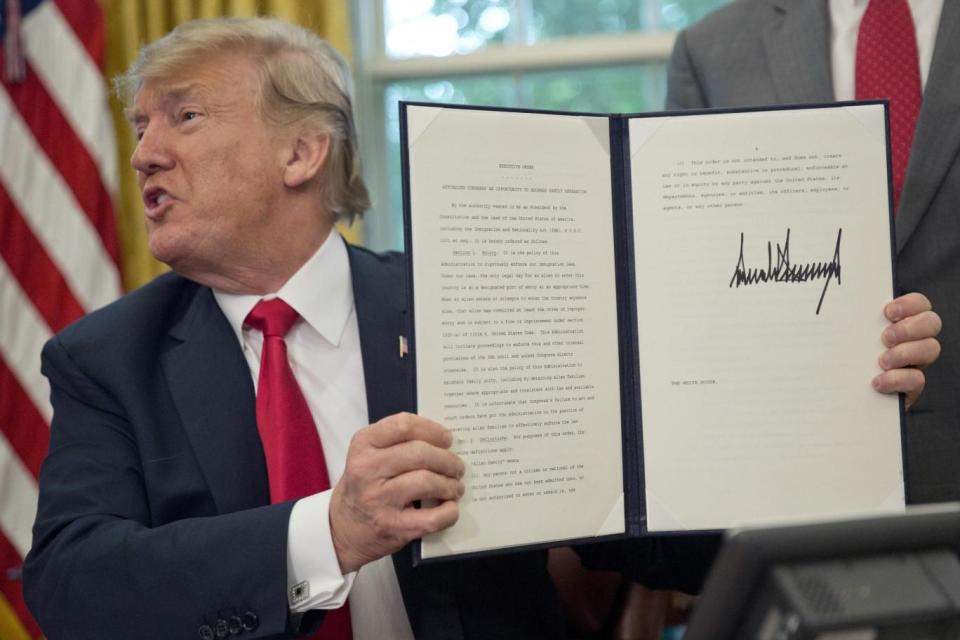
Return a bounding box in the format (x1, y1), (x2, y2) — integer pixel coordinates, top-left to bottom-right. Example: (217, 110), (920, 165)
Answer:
(330, 412), (465, 573)
(873, 292), (942, 408)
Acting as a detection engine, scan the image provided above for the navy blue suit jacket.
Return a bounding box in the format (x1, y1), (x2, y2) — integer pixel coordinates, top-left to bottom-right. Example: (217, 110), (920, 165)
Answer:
(24, 243), (712, 639)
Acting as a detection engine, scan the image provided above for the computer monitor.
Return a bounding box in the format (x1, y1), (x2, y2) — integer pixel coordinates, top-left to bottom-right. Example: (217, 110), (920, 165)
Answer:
(684, 504), (960, 640)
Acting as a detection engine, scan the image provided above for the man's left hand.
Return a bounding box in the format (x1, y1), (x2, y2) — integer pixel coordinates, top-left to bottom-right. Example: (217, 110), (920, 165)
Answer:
(873, 292), (941, 408)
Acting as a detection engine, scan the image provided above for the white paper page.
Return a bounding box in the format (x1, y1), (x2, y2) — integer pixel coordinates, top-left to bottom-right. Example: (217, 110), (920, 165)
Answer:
(406, 106), (625, 558)
(630, 105), (904, 532)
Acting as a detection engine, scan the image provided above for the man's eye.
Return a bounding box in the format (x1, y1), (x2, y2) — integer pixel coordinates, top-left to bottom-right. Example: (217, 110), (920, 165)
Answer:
(181, 111), (200, 122)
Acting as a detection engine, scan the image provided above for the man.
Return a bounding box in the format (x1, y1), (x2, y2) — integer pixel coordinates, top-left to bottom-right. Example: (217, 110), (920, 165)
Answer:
(666, 0), (957, 503)
(24, 16), (938, 639)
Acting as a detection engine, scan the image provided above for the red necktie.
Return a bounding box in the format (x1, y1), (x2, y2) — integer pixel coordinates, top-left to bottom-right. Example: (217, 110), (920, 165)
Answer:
(855, 0), (922, 212)
(245, 298), (352, 640)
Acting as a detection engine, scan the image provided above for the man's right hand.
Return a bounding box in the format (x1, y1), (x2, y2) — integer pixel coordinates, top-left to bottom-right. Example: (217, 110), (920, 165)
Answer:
(329, 412), (465, 573)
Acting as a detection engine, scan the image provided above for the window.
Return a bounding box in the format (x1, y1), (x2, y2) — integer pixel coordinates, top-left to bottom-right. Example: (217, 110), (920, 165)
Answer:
(352, 0), (729, 250)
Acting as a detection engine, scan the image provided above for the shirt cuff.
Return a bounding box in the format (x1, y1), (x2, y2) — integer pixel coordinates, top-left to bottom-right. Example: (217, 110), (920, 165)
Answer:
(287, 491), (357, 612)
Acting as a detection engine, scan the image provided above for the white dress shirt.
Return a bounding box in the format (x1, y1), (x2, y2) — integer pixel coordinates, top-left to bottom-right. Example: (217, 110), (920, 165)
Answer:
(829, 0), (944, 100)
(214, 231), (415, 640)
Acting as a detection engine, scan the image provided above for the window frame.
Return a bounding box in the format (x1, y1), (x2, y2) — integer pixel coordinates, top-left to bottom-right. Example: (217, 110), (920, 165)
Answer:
(351, 0), (679, 251)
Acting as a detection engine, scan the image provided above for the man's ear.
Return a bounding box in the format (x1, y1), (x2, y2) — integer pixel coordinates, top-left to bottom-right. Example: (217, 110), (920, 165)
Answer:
(283, 132), (330, 188)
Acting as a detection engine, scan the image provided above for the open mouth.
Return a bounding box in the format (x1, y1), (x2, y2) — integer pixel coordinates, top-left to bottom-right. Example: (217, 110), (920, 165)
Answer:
(143, 187), (173, 212)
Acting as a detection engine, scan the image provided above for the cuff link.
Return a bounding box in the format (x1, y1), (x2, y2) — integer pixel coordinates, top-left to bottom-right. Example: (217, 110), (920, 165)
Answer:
(290, 580), (310, 606)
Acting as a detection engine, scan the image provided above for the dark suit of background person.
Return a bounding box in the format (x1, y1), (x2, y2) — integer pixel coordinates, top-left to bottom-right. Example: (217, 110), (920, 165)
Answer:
(666, 0), (960, 505)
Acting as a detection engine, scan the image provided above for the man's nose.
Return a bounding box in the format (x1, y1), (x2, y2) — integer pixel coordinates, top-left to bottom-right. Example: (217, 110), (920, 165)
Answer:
(131, 125), (174, 175)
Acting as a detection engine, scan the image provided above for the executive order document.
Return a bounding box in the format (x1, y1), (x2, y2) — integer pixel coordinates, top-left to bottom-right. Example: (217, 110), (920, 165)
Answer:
(631, 107), (902, 532)
(402, 101), (903, 561)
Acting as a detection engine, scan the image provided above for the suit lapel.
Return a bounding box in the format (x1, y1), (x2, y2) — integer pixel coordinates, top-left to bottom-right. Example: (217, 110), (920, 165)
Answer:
(896, 2), (960, 251)
(762, 0), (834, 104)
(348, 245), (413, 421)
(162, 285), (269, 513)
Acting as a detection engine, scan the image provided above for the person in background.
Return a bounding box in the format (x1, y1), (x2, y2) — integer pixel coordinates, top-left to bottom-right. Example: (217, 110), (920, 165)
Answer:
(667, 0), (955, 503)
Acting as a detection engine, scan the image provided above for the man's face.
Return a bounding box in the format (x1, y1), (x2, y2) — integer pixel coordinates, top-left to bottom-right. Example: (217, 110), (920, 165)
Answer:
(130, 54), (290, 281)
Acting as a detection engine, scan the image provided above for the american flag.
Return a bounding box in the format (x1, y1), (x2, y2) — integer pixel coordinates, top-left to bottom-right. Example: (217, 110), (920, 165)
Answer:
(1, 0), (121, 635)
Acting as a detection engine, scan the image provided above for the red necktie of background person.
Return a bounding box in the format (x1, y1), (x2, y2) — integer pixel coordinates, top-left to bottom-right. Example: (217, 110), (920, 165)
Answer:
(246, 298), (352, 640)
(855, 0), (922, 213)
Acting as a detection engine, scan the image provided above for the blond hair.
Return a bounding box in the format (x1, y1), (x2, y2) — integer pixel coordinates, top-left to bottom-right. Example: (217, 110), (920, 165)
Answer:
(117, 17), (369, 221)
